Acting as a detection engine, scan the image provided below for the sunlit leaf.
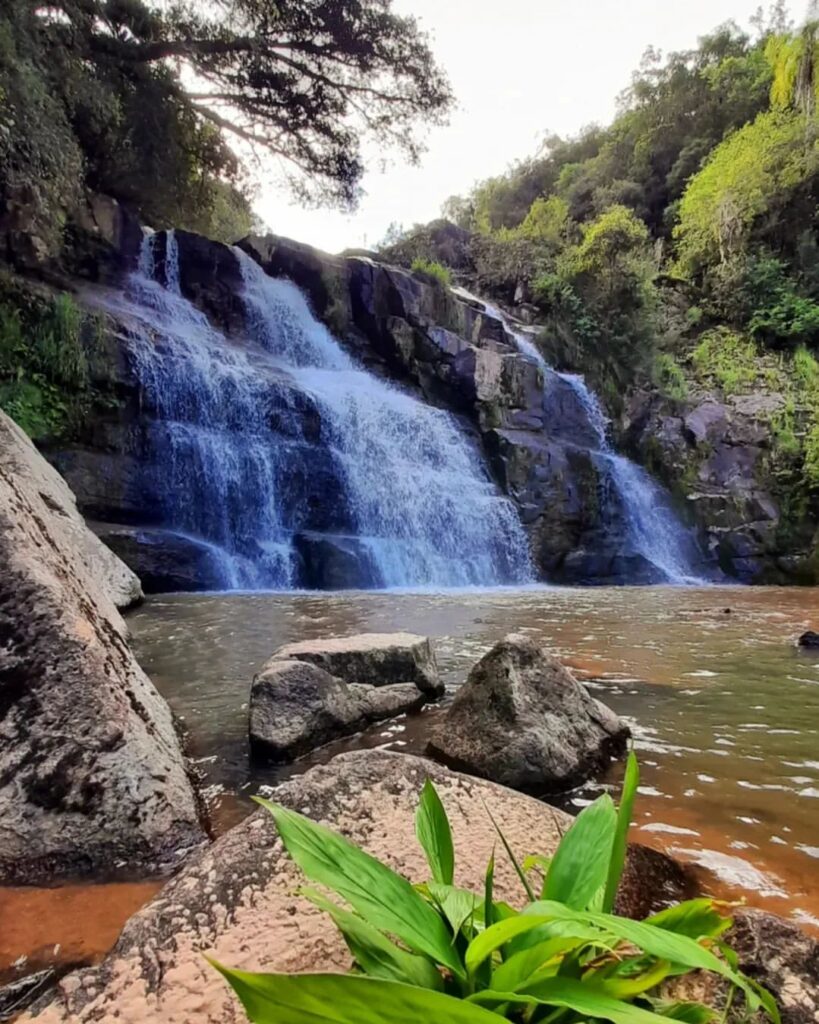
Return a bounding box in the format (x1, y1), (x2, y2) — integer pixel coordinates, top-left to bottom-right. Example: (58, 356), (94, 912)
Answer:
(603, 750), (639, 913)
(416, 779), (455, 886)
(210, 966), (507, 1023)
(255, 798), (464, 978)
(544, 794), (617, 910)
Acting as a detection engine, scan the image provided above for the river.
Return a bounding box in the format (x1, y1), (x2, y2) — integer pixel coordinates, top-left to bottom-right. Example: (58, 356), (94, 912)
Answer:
(3, 584), (818, 988)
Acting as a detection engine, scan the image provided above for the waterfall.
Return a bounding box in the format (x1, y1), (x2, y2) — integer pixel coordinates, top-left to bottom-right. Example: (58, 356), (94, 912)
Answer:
(500, 317), (703, 584)
(101, 234), (532, 591)
(234, 250), (533, 588)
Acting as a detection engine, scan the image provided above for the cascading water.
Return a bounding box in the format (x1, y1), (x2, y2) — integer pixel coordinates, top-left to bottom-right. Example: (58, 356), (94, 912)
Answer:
(235, 250), (533, 587)
(498, 315), (703, 584)
(101, 232), (532, 590)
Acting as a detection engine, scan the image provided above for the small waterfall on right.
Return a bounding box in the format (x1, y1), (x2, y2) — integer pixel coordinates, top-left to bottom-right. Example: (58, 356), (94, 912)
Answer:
(506, 324), (703, 584)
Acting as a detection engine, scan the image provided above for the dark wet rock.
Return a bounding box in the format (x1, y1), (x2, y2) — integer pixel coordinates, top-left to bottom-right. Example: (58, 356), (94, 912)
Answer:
(427, 633), (629, 793)
(29, 749), (692, 1024)
(273, 632), (444, 697)
(249, 660), (425, 761)
(0, 969), (57, 1022)
(92, 524), (230, 593)
(293, 532), (380, 590)
(0, 410), (205, 884)
(798, 630), (819, 648)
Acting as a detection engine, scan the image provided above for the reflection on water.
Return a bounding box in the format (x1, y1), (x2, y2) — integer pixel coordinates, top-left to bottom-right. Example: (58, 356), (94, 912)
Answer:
(129, 586), (819, 931)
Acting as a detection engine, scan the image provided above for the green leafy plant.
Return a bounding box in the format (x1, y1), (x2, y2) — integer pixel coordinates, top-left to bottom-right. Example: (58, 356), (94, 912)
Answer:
(411, 258), (453, 287)
(211, 754), (777, 1024)
(653, 354), (689, 401)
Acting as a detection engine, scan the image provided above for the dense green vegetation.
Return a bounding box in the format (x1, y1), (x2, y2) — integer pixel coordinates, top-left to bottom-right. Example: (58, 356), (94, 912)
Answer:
(0, 0), (452, 253)
(0, 277), (111, 441)
(380, 4), (819, 515)
(213, 755), (777, 1024)
(411, 258), (453, 287)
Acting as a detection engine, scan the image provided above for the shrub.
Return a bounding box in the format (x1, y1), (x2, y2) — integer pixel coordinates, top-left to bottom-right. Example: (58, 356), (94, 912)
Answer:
(654, 353), (689, 401)
(691, 328), (758, 395)
(212, 755), (777, 1024)
(0, 285), (101, 440)
(411, 258), (452, 287)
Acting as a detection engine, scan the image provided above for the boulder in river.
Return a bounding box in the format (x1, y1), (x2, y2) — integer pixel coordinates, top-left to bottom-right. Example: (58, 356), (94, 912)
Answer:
(797, 630), (819, 648)
(249, 659), (426, 761)
(25, 750), (693, 1023)
(0, 408), (205, 884)
(272, 632), (445, 696)
(427, 633), (629, 793)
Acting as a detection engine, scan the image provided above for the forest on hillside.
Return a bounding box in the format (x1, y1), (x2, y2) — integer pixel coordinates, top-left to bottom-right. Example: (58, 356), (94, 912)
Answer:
(382, 4), (819, 518)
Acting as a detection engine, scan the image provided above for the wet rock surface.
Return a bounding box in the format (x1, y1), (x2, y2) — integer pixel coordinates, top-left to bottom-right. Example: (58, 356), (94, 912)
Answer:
(26, 749), (691, 1024)
(0, 409), (204, 884)
(427, 633), (629, 792)
(272, 632), (444, 696)
(249, 659), (426, 761)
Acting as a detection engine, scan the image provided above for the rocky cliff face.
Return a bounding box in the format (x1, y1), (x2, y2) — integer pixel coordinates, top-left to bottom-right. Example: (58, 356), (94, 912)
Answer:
(0, 408), (205, 883)
(34, 216), (713, 589)
(624, 389), (818, 582)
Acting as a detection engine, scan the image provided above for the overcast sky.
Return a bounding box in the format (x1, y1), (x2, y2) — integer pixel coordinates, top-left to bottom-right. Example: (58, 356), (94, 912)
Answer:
(253, 0), (799, 253)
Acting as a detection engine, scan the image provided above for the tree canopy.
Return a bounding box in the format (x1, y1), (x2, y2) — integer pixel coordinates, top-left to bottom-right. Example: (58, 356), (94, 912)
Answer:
(0, 0), (452, 249)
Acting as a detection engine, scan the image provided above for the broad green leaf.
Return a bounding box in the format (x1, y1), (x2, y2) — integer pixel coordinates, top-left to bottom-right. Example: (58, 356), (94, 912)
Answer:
(482, 799), (535, 902)
(465, 915), (554, 974)
(427, 882), (479, 938)
(646, 999), (717, 1024)
(491, 936), (588, 992)
(646, 900), (732, 941)
(544, 794), (617, 910)
(524, 900), (775, 1019)
(416, 780), (455, 886)
(470, 976), (676, 1024)
(255, 798), (464, 978)
(603, 751), (639, 912)
(210, 966), (507, 1023)
(505, 918), (618, 958)
(300, 888), (443, 991)
(585, 958), (672, 998)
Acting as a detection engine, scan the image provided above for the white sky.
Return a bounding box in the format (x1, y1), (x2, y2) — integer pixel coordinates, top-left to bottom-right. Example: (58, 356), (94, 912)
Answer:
(253, 0), (799, 253)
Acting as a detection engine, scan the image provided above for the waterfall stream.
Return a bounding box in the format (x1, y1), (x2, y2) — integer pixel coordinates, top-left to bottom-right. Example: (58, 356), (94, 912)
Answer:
(104, 234), (533, 590)
(503, 321), (703, 584)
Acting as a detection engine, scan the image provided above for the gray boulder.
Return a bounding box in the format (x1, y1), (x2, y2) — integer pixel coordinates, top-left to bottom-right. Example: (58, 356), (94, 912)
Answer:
(249, 659), (425, 761)
(0, 409), (204, 884)
(272, 632), (444, 696)
(427, 633), (629, 793)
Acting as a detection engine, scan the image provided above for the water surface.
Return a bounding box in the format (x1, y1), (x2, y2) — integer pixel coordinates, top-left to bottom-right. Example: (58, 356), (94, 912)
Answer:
(129, 585), (819, 930)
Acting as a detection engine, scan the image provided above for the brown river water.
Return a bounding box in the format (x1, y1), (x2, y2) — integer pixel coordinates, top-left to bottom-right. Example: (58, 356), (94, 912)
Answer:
(3, 584), (819, 988)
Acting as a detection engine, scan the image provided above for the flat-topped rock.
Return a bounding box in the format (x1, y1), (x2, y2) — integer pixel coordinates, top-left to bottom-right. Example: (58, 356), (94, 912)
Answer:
(249, 659), (425, 761)
(0, 409), (204, 884)
(427, 633), (629, 793)
(27, 749), (691, 1024)
(272, 632), (444, 696)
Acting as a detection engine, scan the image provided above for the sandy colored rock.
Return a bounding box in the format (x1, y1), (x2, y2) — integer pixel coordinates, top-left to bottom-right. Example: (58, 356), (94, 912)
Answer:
(0, 408), (204, 884)
(0, 411), (142, 611)
(27, 749), (697, 1024)
(428, 633), (629, 793)
(249, 658), (426, 760)
(273, 631), (444, 695)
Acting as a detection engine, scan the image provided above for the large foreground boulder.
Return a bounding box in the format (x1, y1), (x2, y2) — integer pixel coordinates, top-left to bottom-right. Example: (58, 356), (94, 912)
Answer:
(273, 632), (445, 696)
(249, 659), (426, 760)
(0, 409), (204, 883)
(427, 633), (629, 793)
(25, 750), (692, 1024)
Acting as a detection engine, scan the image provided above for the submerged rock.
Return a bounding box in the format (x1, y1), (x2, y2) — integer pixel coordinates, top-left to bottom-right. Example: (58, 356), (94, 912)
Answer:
(0, 409), (205, 884)
(249, 659), (426, 761)
(427, 633), (629, 793)
(272, 632), (445, 696)
(26, 749), (688, 1024)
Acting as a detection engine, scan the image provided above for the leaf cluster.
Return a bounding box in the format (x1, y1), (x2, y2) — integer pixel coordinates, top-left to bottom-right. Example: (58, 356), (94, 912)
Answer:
(212, 755), (777, 1024)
